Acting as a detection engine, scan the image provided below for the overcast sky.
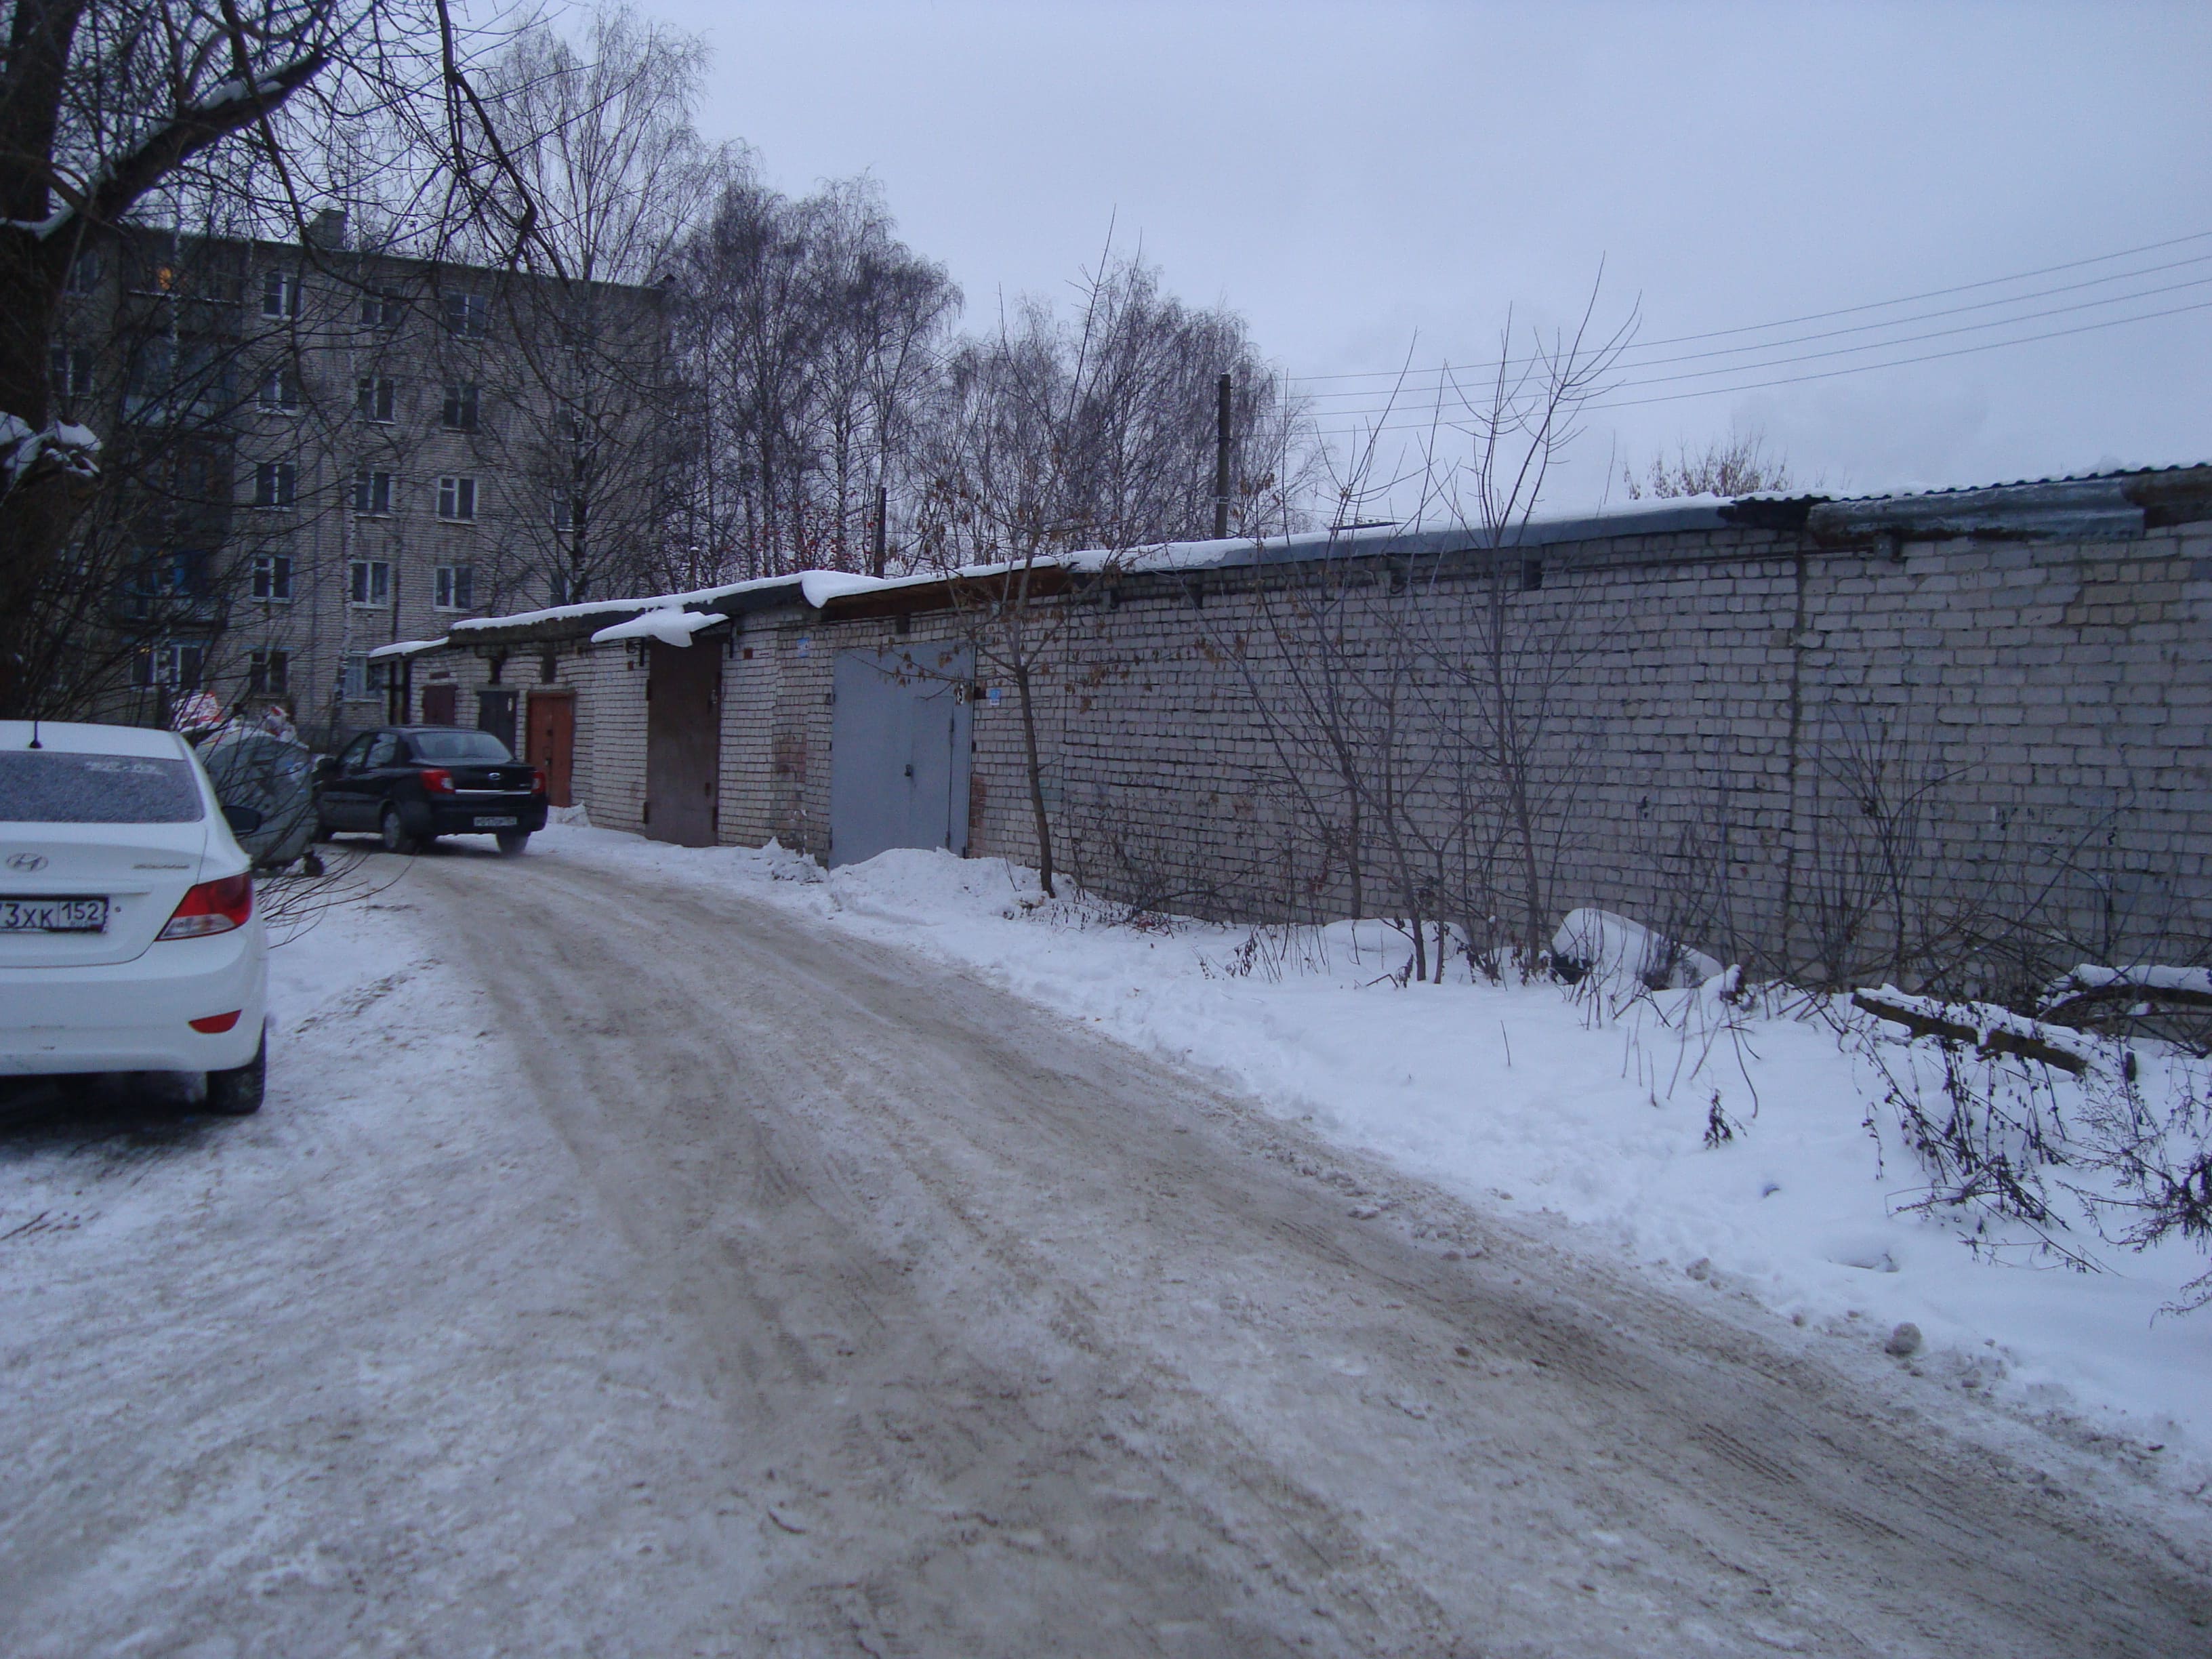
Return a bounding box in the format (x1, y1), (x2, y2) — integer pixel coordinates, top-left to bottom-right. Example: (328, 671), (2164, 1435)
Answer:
(638, 0), (2211, 512)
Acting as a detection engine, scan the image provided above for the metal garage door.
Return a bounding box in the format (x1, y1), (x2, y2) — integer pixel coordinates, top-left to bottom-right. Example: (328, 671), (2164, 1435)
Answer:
(645, 638), (721, 847)
(476, 687), (518, 755)
(829, 643), (972, 868)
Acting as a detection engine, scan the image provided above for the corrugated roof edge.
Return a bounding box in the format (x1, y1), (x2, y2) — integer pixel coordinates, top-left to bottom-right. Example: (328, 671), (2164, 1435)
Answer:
(428, 462), (2212, 647)
(1820, 459), (2212, 504)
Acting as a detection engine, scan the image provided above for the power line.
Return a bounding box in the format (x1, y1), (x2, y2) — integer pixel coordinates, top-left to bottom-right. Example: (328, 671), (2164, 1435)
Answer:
(1309, 272), (2212, 424)
(1290, 227), (2212, 390)
(1313, 297), (2212, 440)
(1296, 249), (2212, 402)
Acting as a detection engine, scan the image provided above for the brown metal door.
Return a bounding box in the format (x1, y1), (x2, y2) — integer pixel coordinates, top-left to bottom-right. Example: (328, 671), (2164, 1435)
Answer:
(526, 691), (575, 808)
(419, 682), (457, 725)
(644, 639), (720, 846)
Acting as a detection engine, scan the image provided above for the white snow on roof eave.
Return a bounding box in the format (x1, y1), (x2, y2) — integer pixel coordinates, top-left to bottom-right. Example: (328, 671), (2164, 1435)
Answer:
(590, 609), (724, 647)
(449, 568), (896, 638)
(368, 638), (449, 660)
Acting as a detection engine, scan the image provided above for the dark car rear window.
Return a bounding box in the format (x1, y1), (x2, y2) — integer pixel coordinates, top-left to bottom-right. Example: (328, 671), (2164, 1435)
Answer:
(0, 750), (205, 823)
(409, 731), (513, 762)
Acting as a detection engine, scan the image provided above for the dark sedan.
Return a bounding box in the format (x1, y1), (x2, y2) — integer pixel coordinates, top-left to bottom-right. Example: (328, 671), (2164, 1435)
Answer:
(316, 726), (548, 855)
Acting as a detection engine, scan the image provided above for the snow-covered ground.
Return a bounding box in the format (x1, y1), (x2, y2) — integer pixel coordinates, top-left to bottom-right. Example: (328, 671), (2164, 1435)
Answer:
(537, 823), (2211, 1479)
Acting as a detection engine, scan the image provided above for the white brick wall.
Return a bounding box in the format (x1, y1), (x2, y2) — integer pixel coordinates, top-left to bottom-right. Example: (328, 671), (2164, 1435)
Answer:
(405, 520), (2212, 984)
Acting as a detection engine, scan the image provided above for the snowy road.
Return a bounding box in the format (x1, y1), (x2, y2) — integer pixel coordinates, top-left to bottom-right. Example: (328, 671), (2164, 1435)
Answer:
(5, 843), (2210, 1656)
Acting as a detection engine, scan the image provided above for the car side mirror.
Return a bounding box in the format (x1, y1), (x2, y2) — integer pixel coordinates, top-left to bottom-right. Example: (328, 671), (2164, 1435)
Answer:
(222, 802), (265, 836)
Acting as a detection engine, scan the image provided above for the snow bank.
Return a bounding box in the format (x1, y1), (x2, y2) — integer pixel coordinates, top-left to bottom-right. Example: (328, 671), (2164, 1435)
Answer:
(1553, 906), (1725, 991)
(529, 826), (2212, 1479)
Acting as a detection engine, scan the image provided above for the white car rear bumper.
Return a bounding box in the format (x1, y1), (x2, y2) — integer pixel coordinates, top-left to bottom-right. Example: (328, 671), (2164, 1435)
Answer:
(0, 926), (268, 1075)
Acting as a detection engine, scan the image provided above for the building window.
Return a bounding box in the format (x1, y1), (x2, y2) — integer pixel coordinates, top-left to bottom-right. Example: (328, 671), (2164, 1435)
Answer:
(359, 290), (401, 328)
(261, 270), (302, 319)
(65, 250), (100, 295)
(441, 382), (479, 432)
(125, 337), (234, 420)
(49, 344), (91, 398)
(442, 291), (489, 337)
(348, 558), (390, 607)
(433, 563), (475, 611)
(436, 475), (477, 522)
(133, 548), (211, 599)
(251, 552), (293, 601)
(550, 571), (588, 605)
(253, 461), (296, 509)
(352, 469), (394, 514)
(133, 642), (205, 689)
(342, 653), (385, 699)
(258, 367), (300, 412)
(356, 375), (395, 424)
(249, 649), (290, 695)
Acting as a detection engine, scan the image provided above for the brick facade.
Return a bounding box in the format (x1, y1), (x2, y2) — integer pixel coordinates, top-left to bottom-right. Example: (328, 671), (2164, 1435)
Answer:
(413, 479), (2212, 987)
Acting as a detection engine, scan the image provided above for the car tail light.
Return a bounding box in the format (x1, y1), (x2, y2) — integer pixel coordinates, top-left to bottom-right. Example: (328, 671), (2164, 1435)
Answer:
(158, 873), (253, 940)
(530, 767), (548, 796)
(189, 1010), (242, 1033)
(419, 768), (455, 794)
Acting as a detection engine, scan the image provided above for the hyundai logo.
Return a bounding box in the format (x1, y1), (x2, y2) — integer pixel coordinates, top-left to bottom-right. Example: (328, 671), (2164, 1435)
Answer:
(5, 852), (48, 872)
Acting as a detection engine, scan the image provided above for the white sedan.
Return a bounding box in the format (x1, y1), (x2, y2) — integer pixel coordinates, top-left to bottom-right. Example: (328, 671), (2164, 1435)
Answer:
(1, 720), (269, 1113)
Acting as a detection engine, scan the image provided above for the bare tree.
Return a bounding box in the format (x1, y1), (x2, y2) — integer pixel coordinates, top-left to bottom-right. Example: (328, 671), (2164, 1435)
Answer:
(1212, 285), (1633, 977)
(918, 247), (1315, 897)
(0, 0), (551, 719)
(1427, 287), (1635, 961)
(1623, 428), (1799, 499)
(674, 165), (958, 585)
(447, 3), (714, 608)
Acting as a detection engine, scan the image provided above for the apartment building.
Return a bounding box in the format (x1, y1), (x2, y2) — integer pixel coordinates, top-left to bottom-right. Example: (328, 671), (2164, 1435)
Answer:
(56, 211), (668, 745)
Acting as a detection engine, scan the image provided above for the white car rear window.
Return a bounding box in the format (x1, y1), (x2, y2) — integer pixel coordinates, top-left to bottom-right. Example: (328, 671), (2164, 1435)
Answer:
(0, 751), (205, 823)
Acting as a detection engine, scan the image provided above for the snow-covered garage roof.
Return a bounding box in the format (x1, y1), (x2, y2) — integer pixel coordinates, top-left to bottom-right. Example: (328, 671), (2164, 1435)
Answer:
(398, 463), (2212, 656)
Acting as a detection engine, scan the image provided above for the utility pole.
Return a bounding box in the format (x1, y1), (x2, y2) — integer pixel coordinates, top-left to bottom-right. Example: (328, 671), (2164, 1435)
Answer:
(870, 482), (888, 578)
(1212, 372), (1232, 539)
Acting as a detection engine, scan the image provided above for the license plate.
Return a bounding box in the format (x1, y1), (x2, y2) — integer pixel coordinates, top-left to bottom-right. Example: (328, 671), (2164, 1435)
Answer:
(0, 897), (108, 933)
(474, 816), (518, 828)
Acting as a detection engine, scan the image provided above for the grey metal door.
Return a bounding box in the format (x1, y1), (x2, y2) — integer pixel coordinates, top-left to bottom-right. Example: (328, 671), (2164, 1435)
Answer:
(645, 638), (721, 847)
(830, 643), (972, 868)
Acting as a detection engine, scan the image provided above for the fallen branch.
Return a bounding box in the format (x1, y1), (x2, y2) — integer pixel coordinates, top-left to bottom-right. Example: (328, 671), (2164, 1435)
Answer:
(1851, 987), (2093, 1077)
(2040, 964), (2212, 1025)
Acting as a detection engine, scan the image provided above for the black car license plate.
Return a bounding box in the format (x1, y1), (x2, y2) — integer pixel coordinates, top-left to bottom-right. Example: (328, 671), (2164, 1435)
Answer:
(474, 815), (518, 829)
(0, 896), (108, 933)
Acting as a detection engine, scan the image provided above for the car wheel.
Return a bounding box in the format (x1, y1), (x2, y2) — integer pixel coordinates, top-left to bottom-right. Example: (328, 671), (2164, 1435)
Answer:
(379, 803), (417, 855)
(496, 830), (531, 857)
(205, 1031), (266, 1116)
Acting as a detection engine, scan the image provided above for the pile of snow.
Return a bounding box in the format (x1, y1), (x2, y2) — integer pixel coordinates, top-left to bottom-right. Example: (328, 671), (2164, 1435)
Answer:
(1552, 906), (1725, 991)
(529, 827), (2212, 1473)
